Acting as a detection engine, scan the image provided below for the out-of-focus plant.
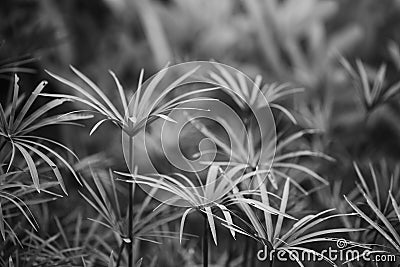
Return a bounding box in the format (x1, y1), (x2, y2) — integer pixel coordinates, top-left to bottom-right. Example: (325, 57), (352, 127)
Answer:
(0, 56), (36, 80)
(195, 68), (332, 193)
(207, 63), (304, 124)
(341, 58), (400, 114)
(242, 0), (362, 87)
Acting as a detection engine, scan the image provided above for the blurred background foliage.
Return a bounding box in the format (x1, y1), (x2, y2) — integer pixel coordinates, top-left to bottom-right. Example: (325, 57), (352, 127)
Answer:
(2, 0), (400, 172)
(2, 0), (400, 265)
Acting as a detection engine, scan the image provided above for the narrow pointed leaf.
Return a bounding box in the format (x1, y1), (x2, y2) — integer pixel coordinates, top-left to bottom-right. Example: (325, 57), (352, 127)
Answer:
(180, 208), (192, 244)
(204, 207), (218, 245)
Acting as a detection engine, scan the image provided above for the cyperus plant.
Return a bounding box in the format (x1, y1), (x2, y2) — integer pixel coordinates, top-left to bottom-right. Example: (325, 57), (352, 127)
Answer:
(43, 65), (219, 266)
(0, 74), (90, 245)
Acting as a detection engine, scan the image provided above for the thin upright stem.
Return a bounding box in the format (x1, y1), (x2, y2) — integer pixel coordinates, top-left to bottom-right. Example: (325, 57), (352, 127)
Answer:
(116, 241), (126, 267)
(128, 136), (134, 267)
(203, 215), (209, 267)
(0, 139), (6, 153)
(242, 238), (249, 267)
(250, 240), (256, 267)
(266, 242), (274, 267)
(267, 256), (274, 267)
(225, 241), (234, 267)
(0, 139), (7, 161)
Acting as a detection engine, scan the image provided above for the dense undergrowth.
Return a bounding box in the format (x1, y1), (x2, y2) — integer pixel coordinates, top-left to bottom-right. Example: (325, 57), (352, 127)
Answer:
(2, 0), (400, 267)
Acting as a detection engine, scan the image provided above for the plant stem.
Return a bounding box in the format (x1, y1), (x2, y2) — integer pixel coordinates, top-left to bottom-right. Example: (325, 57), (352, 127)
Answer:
(203, 215), (209, 267)
(128, 184), (133, 267)
(0, 139), (6, 153)
(267, 256), (274, 267)
(265, 242), (274, 267)
(128, 136), (134, 267)
(116, 241), (126, 267)
(250, 240), (256, 267)
(225, 241), (234, 267)
(242, 238), (249, 267)
(0, 140), (7, 166)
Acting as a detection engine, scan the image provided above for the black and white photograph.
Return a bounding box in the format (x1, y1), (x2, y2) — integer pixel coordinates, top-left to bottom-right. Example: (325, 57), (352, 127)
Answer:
(1, 0), (400, 266)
